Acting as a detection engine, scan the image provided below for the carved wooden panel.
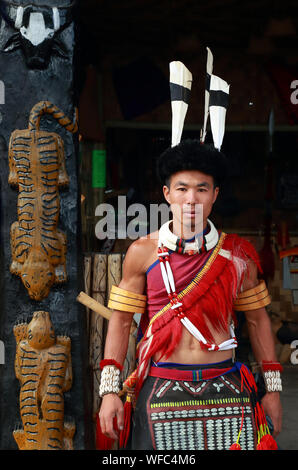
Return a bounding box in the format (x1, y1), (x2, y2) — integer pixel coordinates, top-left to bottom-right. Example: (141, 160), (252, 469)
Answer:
(13, 310), (75, 450)
(8, 101), (78, 300)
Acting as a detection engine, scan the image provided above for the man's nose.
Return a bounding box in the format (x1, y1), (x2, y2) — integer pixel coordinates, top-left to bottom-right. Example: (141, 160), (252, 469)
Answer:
(185, 189), (198, 204)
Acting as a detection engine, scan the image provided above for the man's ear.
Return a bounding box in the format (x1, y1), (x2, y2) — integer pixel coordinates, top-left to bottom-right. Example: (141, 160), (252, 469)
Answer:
(213, 187), (219, 204)
(163, 184), (171, 205)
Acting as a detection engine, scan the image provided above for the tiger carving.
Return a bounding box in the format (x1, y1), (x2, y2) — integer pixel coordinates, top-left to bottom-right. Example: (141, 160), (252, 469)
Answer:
(13, 310), (75, 450)
(8, 101), (78, 300)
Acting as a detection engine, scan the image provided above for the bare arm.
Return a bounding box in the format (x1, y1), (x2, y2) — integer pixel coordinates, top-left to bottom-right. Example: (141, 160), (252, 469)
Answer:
(99, 238), (148, 440)
(243, 261), (282, 436)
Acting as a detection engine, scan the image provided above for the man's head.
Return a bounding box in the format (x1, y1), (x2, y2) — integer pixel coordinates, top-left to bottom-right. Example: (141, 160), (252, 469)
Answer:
(157, 139), (228, 233)
(157, 139), (227, 189)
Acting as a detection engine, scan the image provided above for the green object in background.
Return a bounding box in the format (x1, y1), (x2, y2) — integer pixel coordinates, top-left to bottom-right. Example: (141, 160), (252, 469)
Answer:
(92, 148), (106, 188)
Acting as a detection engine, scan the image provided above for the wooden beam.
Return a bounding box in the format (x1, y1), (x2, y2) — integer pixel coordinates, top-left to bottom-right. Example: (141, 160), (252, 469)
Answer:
(77, 291), (112, 320)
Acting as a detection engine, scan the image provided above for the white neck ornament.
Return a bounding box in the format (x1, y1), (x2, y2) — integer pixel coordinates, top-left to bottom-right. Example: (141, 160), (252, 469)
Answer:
(158, 218), (219, 255)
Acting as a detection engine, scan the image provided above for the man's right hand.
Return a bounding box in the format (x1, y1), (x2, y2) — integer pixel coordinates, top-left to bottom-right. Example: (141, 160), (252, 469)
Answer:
(99, 393), (124, 440)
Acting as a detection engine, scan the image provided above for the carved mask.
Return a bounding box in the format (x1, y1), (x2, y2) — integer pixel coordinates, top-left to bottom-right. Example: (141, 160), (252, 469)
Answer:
(0, 1), (74, 69)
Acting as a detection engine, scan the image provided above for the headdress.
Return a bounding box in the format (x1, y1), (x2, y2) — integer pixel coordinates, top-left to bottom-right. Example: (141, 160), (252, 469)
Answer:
(169, 60), (193, 147)
(169, 48), (230, 150)
(201, 47), (230, 150)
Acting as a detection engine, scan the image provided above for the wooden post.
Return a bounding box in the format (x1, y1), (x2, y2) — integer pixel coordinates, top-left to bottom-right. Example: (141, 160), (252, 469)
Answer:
(107, 254), (122, 297)
(0, 0), (93, 449)
(89, 254), (107, 423)
(80, 251), (139, 449)
(84, 255), (92, 349)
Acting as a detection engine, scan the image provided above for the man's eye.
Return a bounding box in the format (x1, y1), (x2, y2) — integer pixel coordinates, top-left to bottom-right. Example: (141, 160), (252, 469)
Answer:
(178, 188), (186, 191)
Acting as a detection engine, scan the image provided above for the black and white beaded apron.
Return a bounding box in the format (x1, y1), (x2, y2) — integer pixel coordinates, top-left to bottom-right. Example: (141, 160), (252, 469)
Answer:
(129, 361), (258, 450)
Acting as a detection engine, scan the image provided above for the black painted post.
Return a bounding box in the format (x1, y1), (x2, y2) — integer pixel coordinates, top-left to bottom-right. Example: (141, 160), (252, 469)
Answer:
(0, 0), (93, 449)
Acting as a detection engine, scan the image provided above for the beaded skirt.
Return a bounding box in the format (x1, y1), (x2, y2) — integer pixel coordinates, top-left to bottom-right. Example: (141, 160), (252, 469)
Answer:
(129, 360), (258, 450)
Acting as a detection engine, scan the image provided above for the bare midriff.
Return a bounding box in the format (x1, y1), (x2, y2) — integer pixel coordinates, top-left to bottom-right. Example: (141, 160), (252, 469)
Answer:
(153, 321), (233, 365)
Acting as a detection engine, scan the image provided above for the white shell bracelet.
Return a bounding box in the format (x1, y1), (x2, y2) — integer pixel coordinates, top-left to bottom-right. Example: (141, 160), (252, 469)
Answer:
(263, 370), (282, 392)
(99, 365), (121, 397)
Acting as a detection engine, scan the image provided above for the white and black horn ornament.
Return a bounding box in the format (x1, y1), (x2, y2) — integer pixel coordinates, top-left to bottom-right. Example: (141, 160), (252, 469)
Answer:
(201, 48), (230, 151)
(169, 61), (193, 147)
(200, 47), (213, 144)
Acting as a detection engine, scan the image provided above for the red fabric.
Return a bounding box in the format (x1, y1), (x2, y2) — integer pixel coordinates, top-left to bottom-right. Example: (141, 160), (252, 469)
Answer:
(148, 365), (233, 381)
(99, 358), (123, 371)
(261, 361), (283, 372)
(146, 249), (211, 322)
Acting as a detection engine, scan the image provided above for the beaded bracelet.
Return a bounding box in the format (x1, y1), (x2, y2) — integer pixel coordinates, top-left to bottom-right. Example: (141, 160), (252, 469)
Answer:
(99, 365), (121, 397)
(261, 361), (283, 393)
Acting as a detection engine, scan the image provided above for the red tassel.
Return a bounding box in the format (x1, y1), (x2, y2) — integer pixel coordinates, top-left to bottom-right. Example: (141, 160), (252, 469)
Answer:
(257, 434), (278, 450)
(230, 443), (241, 450)
(95, 413), (116, 450)
(119, 397), (132, 449)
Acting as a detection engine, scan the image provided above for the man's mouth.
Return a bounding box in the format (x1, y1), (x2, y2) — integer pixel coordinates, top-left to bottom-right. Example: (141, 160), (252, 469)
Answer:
(184, 211), (199, 216)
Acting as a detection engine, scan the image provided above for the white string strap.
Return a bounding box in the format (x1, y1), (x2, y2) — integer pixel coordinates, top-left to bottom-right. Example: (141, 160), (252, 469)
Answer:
(157, 243), (238, 352)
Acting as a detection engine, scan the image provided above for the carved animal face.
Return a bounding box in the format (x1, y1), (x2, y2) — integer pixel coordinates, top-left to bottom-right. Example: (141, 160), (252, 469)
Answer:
(21, 249), (55, 301)
(27, 310), (56, 349)
(0, 1), (74, 68)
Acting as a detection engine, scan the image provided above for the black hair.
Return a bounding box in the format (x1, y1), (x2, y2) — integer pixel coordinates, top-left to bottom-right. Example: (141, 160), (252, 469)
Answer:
(157, 139), (228, 188)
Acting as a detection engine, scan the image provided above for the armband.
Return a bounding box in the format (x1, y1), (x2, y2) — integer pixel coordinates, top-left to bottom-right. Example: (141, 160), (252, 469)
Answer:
(233, 280), (271, 311)
(108, 285), (146, 314)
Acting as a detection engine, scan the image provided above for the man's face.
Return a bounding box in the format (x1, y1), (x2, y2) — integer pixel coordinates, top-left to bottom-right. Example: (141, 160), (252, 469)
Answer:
(162, 170), (219, 232)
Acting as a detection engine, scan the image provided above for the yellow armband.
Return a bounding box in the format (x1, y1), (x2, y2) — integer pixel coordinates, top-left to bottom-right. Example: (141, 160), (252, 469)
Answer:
(108, 285), (147, 314)
(233, 280), (271, 311)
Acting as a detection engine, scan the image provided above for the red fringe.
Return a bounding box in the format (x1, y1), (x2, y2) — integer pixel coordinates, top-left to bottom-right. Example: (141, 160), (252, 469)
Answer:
(119, 399), (132, 449)
(226, 234), (263, 273)
(184, 261), (238, 342)
(239, 363), (258, 393)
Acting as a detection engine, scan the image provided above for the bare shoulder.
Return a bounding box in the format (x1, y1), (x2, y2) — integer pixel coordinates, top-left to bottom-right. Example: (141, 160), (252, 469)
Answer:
(123, 230), (159, 276)
(242, 258), (259, 290)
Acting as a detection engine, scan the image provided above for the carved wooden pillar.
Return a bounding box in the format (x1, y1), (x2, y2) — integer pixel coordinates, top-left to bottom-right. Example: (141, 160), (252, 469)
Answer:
(0, 0), (93, 449)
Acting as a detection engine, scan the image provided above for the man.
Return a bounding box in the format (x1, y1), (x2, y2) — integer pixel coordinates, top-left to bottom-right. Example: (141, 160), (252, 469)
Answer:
(98, 140), (282, 451)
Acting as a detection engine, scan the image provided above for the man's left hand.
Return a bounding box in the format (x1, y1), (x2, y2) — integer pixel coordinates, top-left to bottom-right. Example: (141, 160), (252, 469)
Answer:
(261, 391), (282, 437)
